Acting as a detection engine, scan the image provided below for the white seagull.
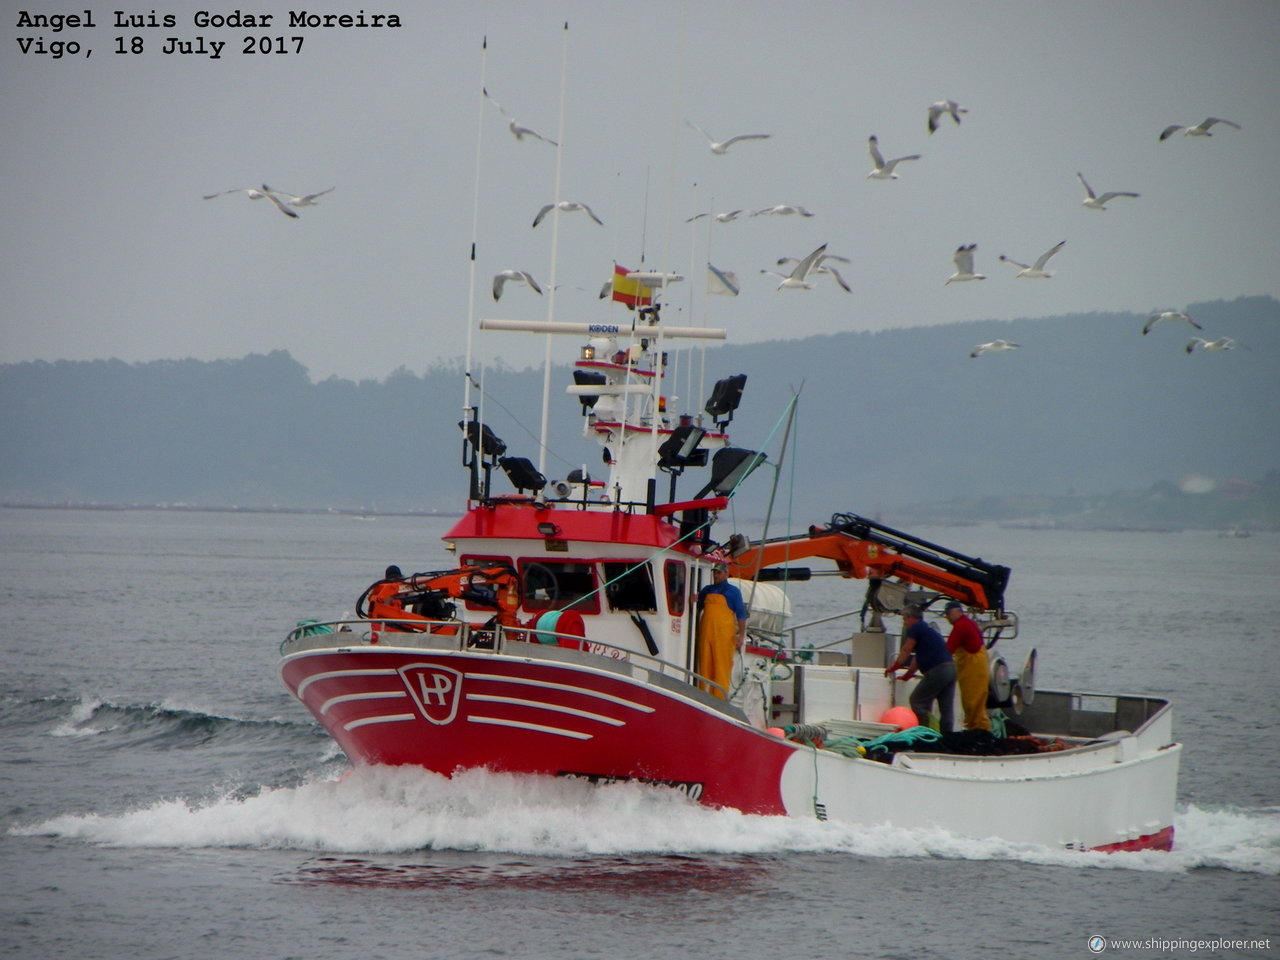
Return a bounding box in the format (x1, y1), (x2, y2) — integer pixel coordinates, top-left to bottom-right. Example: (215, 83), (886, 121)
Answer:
(970, 339), (1021, 358)
(945, 244), (986, 284)
(998, 240), (1066, 279)
(201, 187), (298, 219)
(760, 243), (829, 290)
(685, 120), (771, 155)
(261, 185), (335, 209)
(686, 209), (744, 223)
(484, 88), (558, 146)
(867, 136), (921, 180)
(1186, 337), (1240, 354)
(752, 204), (815, 217)
(775, 251), (851, 291)
(532, 201), (604, 228)
(1076, 172), (1138, 211)
(1159, 117), (1241, 141)
(492, 270), (543, 301)
(1143, 311), (1202, 335)
(928, 99), (968, 134)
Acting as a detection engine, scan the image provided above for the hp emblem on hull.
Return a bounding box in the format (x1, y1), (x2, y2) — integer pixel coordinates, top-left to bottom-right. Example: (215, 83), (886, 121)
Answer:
(398, 664), (464, 725)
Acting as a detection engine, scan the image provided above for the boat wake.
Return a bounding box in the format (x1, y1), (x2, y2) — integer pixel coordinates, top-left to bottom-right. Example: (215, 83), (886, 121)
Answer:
(10, 765), (1279, 875)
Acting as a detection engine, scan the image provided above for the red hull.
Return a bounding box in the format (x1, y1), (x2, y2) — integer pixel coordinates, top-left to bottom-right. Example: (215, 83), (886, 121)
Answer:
(281, 647), (794, 814)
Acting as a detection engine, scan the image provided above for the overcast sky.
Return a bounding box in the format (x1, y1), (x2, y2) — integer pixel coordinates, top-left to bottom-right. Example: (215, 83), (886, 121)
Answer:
(4, 0), (1277, 381)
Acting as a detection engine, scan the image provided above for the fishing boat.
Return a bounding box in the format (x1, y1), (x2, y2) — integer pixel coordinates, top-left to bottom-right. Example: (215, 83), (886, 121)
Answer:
(278, 283), (1181, 853)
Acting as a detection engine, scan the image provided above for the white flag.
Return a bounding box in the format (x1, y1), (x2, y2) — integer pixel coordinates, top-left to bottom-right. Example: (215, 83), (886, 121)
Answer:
(706, 262), (740, 296)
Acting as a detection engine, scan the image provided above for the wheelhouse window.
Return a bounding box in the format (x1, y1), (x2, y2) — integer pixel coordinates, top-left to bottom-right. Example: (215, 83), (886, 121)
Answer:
(602, 561), (657, 613)
(664, 560), (687, 616)
(520, 560), (600, 613)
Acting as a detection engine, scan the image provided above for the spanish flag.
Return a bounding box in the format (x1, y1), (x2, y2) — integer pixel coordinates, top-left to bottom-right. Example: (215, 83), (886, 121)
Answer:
(611, 264), (652, 309)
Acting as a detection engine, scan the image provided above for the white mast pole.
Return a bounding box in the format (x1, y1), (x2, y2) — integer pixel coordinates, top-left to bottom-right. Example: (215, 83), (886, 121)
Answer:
(538, 21), (570, 478)
(463, 34), (489, 422)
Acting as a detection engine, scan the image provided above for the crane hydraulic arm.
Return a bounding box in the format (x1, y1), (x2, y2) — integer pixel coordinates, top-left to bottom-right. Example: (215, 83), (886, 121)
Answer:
(726, 512), (1010, 613)
(359, 562), (522, 629)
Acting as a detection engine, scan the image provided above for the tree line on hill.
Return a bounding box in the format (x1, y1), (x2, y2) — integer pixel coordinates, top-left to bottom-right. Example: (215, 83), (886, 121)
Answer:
(2, 296), (1276, 526)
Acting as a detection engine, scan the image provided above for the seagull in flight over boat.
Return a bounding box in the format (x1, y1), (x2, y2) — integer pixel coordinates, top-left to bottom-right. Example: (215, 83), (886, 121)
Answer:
(532, 201), (604, 228)
(686, 209), (744, 223)
(1159, 117), (1241, 141)
(201, 186), (298, 219)
(684, 120), (771, 155)
(752, 204), (815, 218)
(492, 270), (543, 301)
(945, 244), (985, 284)
(998, 240), (1066, 279)
(927, 99), (968, 134)
(867, 136), (921, 180)
(483, 88), (558, 146)
(262, 185), (335, 209)
(760, 243), (829, 290)
(1185, 337), (1242, 354)
(776, 251), (851, 291)
(970, 339), (1020, 358)
(1143, 311), (1202, 335)
(1076, 172), (1138, 211)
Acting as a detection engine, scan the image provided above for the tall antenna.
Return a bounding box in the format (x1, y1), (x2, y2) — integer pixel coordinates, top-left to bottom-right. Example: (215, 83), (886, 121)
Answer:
(538, 20), (570, 476)
(462, 34), (490, 421)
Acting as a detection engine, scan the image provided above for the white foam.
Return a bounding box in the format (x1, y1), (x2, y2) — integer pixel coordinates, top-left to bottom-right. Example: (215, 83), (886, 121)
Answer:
(49, 696), (107, 737)
(10, 767), (1279, 874)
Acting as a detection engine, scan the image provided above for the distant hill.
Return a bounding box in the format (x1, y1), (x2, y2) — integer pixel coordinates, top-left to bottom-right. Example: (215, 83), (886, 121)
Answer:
(2, 296), (1277, 527)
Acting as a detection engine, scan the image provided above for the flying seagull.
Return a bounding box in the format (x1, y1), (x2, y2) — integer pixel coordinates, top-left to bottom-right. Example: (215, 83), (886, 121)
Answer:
(532, 201), (604, 228)
(492, 270), (543, 301)
(998, 240), (1066, 279)
(1143, 311), (1202, 335)
(685, 120), (771, 155)
(970, 339), (1020, 358)
(760, 243), (829, 290)
(775, 251), (851, 291)
(1076, 172), (1138, 211)
(752, 204), (815, 217)
(686, 209), (744, 223)
(927, 99), (967, 134)
(1159, 117), (1241, 141)
(484, 88), (558, 146)
(1185, 337), (1240, 354)
(867, 136), (921, 180)
(201, 187), (297, 219)
(945, 244), (986, 284)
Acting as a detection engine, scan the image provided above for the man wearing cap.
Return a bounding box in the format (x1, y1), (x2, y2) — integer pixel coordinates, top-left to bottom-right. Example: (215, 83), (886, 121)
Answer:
(944, 600), (990, 731)
(885, 605), (956, 732)
(696, 563), (748, 700)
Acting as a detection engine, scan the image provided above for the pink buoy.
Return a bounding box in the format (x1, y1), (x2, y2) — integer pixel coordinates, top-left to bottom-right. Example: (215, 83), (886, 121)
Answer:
(879, 706), (918, 730)
(765, 727), (786, 738)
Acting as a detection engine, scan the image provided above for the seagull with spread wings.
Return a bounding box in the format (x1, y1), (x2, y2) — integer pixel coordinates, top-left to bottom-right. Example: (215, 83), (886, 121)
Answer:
(202, 186), (298, 219)
(685, 120), (771, 155)
(532, 201), (604, 228)
(760, 243), (829, 290)
(1143, 311), (1202, 335)
(484, 88), (558, 146)
(928, 99), (968, 134)
(867, 136), (921, 180)
(998, 241), (1066, 279)
(1076, 172), (1138, 211)
(945, 244), (986, 284)
(970, 339), (1020, 358)
(1159, 117), (1241, 141)
(492, 270), (543, 301)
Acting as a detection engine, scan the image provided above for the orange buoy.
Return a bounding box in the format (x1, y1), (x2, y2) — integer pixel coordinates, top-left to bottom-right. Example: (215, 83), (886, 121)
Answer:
(880, 706), (918, 730)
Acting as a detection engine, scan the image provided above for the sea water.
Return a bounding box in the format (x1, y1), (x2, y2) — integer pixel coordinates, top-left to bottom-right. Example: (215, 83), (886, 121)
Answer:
(1, 507), (1277, 960)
